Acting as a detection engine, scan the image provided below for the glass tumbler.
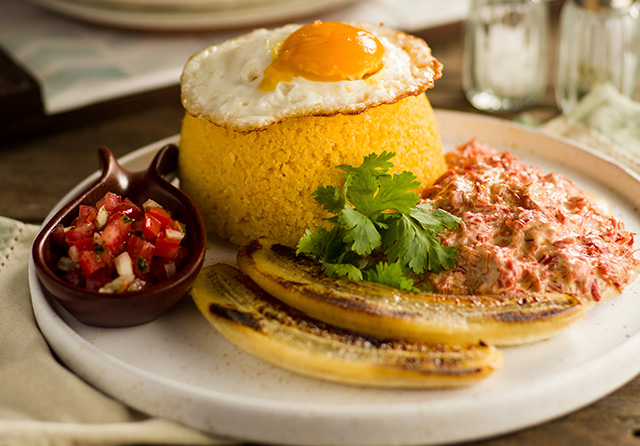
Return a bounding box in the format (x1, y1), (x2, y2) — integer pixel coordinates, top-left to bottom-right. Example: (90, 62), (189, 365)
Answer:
(555, 0), (640, 114)
(462, 0), (549, 112)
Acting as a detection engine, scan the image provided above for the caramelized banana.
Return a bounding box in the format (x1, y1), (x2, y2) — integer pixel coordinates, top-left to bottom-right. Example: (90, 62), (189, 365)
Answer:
(191, 264), (502, 388)
(236, 238), (586, 346)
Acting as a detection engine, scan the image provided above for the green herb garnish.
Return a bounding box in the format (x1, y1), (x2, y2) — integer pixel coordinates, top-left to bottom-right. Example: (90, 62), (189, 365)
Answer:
(296, 151), (461, 291)
(137, 257), (149, 273)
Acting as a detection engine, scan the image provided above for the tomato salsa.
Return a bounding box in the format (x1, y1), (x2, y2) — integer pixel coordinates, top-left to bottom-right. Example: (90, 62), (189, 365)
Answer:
(52, 192), (188, 293)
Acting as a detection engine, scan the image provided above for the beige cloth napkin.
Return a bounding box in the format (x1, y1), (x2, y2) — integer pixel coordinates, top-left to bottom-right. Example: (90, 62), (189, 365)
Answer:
(0, 216), (229, 446)
(542, 84), (640, 173)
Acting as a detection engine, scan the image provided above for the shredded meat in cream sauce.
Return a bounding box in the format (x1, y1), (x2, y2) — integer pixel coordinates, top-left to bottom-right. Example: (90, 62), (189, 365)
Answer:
(419, 139), (639, 302)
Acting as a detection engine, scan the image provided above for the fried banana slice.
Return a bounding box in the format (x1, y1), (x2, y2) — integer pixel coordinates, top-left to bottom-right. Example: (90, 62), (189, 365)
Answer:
(191, 264), (502, 388)
(236, 238), (586, 346)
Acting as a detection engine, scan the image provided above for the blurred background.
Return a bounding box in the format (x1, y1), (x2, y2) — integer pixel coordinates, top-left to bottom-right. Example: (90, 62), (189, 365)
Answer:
(0, 0), (470, 140)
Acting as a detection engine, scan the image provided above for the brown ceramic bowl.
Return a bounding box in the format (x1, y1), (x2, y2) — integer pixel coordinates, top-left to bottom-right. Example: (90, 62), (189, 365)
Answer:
(32, 144), (206, 327)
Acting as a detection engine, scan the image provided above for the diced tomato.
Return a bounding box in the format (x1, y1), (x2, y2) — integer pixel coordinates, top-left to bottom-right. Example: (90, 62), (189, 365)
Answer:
(150, 246), (188, 282)
(99, 214), (132, 253)
(107, 211), (131, 225)
(168, 219), (182, 231)
(53, 191), (188, 293)
(128, 234), (155, 261)
(52, 224), (67, 247)
(85, 270), (111, 291)
(142, 213), (163, 240)
(149, 257), (173, 282)
(72, 238), (94, 252)
(77, 205), (98, 224)
(154, 231), (181, 259)
(112, 198), (143, 222)
(99, 246), (115, 274)
(146, 206), (172, 227)
(62, 267), (84, 287)
(127, 235), (155, 279)
(96, 192), (122, 212)
(64, 221), (95, 244)
(175, 245), (188, 267)
(79, 250), (105, 277)
(131, 219), (143, 235)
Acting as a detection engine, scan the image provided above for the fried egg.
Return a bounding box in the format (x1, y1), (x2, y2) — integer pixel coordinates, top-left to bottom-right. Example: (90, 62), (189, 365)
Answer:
(181, 21), (442, 132)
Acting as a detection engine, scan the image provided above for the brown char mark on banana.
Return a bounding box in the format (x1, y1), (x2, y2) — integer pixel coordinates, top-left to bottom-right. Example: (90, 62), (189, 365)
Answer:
(236, 238), (585, 345)
(198, 263), (500, 382)
(207, 263), (422, 348)
(239, 240), (422, 318)
(208, 303), (261, 331)
(493, 305), (577, 323)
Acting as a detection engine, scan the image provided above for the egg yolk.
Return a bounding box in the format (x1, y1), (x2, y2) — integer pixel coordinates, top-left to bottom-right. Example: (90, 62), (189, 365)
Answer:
(259, 21), (385, 91)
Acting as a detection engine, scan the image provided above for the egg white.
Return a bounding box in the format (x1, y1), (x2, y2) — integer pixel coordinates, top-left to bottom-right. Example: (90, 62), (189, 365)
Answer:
(181, 22), (441, 132)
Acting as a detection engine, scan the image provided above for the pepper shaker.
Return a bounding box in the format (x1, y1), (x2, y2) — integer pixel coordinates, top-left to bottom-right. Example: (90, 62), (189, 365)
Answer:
(556, 0), (640, 114)
(462, 0), (549, 112)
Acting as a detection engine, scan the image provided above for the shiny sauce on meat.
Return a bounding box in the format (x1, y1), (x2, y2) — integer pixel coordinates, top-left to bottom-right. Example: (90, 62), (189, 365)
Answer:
(420, 139), (639, 302)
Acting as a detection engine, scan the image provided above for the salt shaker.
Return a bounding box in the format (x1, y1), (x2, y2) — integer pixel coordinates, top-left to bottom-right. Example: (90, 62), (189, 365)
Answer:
(556, 0), (640, 114)
(462, 0), (549, 112)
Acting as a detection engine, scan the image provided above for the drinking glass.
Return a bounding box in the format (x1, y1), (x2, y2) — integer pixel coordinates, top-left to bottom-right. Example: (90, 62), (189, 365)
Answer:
(555, 0), (640, 114)
(462, 0), (549, 112)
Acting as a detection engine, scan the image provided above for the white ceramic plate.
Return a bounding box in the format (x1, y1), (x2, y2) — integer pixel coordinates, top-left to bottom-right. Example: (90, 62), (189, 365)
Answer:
(29, 110), (640, 446)
(27, 0), (359, 30)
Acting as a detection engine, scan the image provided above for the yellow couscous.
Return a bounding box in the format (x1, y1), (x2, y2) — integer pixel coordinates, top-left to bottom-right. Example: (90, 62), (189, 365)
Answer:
(178, 93), (446, 246)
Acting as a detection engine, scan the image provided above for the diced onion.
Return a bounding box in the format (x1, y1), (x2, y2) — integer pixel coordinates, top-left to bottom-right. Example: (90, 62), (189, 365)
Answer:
(164, 262), (177, 278)
(96, 205), (108, 229)
(99, 276), (132, 293)
(114, 252), (134, 278)
(142, 199), (163, 211)
(127, 278), (147, 292)
(56, 256), (76, 272)
(68, 245), (80, 263)
(165, 228), (185, 242)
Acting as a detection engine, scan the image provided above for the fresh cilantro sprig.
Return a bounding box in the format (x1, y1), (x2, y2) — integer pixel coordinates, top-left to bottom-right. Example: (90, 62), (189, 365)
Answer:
(296, 151), (461, 291)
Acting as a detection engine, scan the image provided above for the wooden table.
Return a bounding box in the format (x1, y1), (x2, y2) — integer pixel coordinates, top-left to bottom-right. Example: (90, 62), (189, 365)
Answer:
(3, 3), (640, 445)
